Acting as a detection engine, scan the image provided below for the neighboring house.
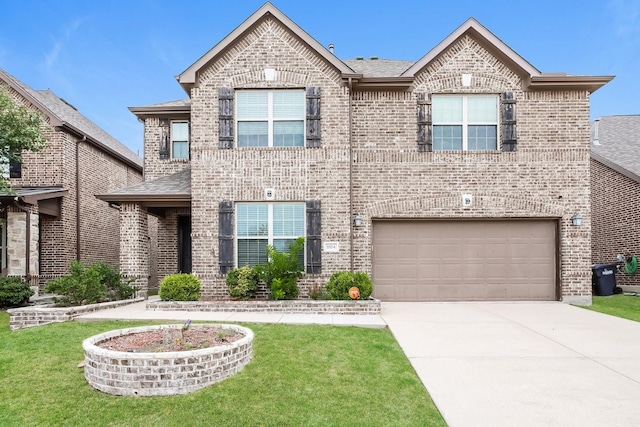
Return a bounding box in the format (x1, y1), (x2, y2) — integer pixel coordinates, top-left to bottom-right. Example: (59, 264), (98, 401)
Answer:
(0, 67), (144, 292)
(590, 115), (640, 287)
(99, 3), (612, 304)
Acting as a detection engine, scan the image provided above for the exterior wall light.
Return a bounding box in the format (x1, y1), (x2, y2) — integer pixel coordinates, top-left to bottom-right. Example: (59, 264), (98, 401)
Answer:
(571, 213), (583, 227)
(353, 214), (363, 227)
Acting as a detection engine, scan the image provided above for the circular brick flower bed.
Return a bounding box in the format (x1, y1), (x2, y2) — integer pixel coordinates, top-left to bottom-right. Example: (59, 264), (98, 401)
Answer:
(82, 324), (253, 396)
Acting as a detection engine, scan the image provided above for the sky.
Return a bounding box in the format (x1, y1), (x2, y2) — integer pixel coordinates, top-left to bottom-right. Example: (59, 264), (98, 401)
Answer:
(0, 0), (638, 157)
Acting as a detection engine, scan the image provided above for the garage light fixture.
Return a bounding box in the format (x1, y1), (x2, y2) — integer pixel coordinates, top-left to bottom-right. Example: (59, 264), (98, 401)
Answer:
(353, 213), (363, 227)
(571, 213), (583, 227)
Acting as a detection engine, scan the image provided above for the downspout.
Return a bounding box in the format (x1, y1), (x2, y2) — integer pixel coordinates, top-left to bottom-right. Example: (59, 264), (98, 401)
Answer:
(348, 77), (354, 273)
(76, 135), (86, 261)
(14, 202), (31, 280)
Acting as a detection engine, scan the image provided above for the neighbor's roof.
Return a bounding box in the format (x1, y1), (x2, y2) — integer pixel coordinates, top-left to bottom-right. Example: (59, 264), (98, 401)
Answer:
(343, 58), (413, 77)
(591, 115), (640, 181)
(0, 67), (142, 171)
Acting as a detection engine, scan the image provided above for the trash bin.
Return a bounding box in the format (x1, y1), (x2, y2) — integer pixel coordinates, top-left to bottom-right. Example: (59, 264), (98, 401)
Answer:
(591, 263), (617, 296)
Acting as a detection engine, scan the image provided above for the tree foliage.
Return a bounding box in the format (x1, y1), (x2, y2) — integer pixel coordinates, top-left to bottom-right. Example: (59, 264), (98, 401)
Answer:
(0, 88), (47, 191)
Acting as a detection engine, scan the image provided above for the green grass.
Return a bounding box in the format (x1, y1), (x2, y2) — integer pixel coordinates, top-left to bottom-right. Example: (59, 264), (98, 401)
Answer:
(0, 312), (444, 426)
(584, 294), (640, 322)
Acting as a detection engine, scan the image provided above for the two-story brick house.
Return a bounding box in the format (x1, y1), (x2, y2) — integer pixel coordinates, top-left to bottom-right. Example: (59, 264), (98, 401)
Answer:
(0, 67), (144, 292)
(100, 3), (612, 304)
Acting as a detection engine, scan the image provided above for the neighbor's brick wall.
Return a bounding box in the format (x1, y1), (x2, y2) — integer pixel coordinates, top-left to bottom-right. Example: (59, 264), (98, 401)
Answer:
(590, 158), (640, 286)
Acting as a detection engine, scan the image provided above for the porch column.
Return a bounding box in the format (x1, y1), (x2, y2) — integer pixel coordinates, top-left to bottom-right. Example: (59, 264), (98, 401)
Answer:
(6, 204), (39, 287)
(119, 203), (149, 298)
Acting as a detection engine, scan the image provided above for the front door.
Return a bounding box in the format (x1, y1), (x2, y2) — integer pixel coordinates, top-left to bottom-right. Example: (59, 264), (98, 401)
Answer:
(178, 216), (192, 273)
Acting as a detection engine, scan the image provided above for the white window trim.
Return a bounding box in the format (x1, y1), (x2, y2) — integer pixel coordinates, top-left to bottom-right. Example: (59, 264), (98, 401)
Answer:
(235, 202), (306, 268)
(433, 94), (499, 151)
(235, 90), (305, 148)
(170, 120), (189, 159)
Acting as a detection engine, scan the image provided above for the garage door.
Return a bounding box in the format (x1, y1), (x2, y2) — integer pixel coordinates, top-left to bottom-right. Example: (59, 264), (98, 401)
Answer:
(372, 220), (557, 301)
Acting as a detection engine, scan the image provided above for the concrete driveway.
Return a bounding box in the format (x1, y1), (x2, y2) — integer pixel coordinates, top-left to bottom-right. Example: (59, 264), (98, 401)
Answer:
(382, 302), (640, 427)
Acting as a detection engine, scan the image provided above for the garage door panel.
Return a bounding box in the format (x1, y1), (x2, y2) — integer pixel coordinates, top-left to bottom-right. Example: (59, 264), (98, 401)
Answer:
(373, 220), (557, 301)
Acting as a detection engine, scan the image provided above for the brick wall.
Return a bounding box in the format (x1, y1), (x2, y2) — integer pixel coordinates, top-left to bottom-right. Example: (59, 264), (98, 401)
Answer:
(590, 158), (640, 286)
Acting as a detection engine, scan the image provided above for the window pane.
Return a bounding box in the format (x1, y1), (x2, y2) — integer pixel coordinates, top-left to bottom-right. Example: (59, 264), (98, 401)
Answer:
(238, 121), (268, 147)
(273, 121), (304, 147)
(237, 91), (268, 119)
(237, 204), (268, 237)
(237, 239), (268, 267)
(468, 125), (497, 150)
(273, 91), (305, 119)
(433, 125), (463, 150)
(432, 96), (462, 123)
(468, 96), (497, 122)
(273, 203), (305, 236)
(171, 122), (189, 140)
(172, 141), (189, 159)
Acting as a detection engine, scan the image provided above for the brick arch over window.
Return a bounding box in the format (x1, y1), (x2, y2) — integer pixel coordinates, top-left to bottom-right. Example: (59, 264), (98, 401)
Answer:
(367, 194), (566, 218)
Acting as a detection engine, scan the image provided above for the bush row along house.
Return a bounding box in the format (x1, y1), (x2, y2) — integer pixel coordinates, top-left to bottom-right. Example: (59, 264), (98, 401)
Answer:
(0, 67), (145, 292)
(98, 2), (613, 304)
(590, 115), (640, 287)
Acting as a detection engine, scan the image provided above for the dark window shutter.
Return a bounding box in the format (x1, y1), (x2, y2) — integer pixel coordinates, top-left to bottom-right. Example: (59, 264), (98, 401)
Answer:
(159, 119), (169, 159)
(219, 88), (234, 149)
(9, 160), (21, 178)
(306, 200), (321, 274)
(501, 92), (517, 152)
(306, 87), (321, 148)
(417, 93), (432, 152)
(219, 201), (234, 274)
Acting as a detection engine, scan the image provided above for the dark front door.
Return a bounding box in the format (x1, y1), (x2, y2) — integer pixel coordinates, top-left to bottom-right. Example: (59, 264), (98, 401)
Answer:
(178, 216), (192, 274)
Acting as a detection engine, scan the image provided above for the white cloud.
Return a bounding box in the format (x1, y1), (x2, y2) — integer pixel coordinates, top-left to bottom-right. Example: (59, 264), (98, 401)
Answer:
(43, 18), (84, 70)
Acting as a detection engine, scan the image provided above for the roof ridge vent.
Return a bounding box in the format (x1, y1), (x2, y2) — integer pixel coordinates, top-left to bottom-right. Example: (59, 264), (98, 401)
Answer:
(370, 56), (378, 60)
(356, 56), (364, 60)
(59, 97), (78, 111)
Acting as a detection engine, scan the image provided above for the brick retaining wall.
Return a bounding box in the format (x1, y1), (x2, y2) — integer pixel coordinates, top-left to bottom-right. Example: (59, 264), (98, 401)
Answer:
(147, 299), (381, 315)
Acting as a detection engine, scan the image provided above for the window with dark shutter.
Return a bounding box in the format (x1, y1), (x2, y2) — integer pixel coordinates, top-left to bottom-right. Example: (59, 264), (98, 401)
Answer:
(219, 200), (234, 274)
(219, 88), (234, 149)
(9, 160), (21, 178)
(501, 92), (517, 152)
(417, 93), (432, 152)
(306, 87), (321, 148)
(306, 200), (321, 274)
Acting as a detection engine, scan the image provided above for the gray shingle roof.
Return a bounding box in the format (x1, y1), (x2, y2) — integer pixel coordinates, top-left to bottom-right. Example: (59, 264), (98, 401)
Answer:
(591, 115), (640, 177)
(0, 67), (142, 170)
(107, 167), (191, 196)
(343, 58), (415, 77)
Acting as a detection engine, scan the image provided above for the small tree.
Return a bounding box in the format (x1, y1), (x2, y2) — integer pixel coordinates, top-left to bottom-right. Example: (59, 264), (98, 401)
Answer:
(0, 88), (47, 191)
(256, 237), (305, 300)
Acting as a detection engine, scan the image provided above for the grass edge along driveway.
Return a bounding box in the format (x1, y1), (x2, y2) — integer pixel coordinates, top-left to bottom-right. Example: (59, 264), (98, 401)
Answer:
(0, 313), (445, 427)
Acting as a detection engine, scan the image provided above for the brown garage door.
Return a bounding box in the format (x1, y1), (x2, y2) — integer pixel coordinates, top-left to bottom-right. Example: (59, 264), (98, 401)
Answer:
(372, 220), (557, 301)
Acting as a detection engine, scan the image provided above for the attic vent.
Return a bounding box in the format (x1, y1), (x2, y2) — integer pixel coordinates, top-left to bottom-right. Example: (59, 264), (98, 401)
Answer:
(59, 97), (78, 111)
(370, 56), (378, 60)
(356, 56), (364, 60)
(593, 118), (600, 145)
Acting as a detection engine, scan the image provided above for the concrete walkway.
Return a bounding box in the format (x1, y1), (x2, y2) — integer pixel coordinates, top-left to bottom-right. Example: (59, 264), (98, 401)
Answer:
(75, 296), (386, 328)
(383, 302), (640, 427)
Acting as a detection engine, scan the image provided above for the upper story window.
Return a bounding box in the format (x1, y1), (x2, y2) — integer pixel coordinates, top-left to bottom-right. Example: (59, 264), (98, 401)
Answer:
(236, 90), (305, 148)
(432, 95), (498, 151)
(171, 121), (189, 159)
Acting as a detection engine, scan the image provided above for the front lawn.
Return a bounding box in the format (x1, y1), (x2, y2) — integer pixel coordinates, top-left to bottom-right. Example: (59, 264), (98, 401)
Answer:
(584, 294), (640, 322)
(0, 312), (444, 426)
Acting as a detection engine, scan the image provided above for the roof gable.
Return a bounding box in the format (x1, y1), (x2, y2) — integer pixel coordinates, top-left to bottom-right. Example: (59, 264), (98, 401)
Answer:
(177, 2), (354, 93)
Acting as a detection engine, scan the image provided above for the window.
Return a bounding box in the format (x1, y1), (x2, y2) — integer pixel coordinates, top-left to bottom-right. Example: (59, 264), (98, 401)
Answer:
(432, 95), (498, 150)
(171, 121), (189, 159)
(236, 202), (305, 267)
(236, 90), (305, 147)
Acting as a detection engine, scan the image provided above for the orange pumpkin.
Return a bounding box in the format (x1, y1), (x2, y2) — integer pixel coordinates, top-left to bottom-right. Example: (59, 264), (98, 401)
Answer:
(349, 287), (360, 300)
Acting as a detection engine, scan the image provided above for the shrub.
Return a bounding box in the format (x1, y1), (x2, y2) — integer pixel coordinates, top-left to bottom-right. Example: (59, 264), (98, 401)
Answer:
(0, 277), (34, 308)
(325, 271), (374, 300)
(308, 282), (327, 300)
(45, 261), (135, 306)
(226, 266), (259, 300)
(159, 274), (201, 301)
(256, 237), (304, 300)
(46, 261), (105, 306)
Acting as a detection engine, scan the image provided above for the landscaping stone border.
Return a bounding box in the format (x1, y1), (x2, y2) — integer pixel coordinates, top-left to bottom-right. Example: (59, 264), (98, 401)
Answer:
(7, 298), (145, 331)
(146, 299), (381, 315)
(83, 324), (253, 396)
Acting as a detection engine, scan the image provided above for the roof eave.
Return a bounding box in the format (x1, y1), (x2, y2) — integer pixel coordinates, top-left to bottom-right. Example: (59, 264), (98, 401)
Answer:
(95, 193), (192, 206)
(527, 75), (615, 93)
(128, 105), (192, 120)
(177, 2), (354, 93)
(591, 151), (640, 184)
(349, 76), (414, 91)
